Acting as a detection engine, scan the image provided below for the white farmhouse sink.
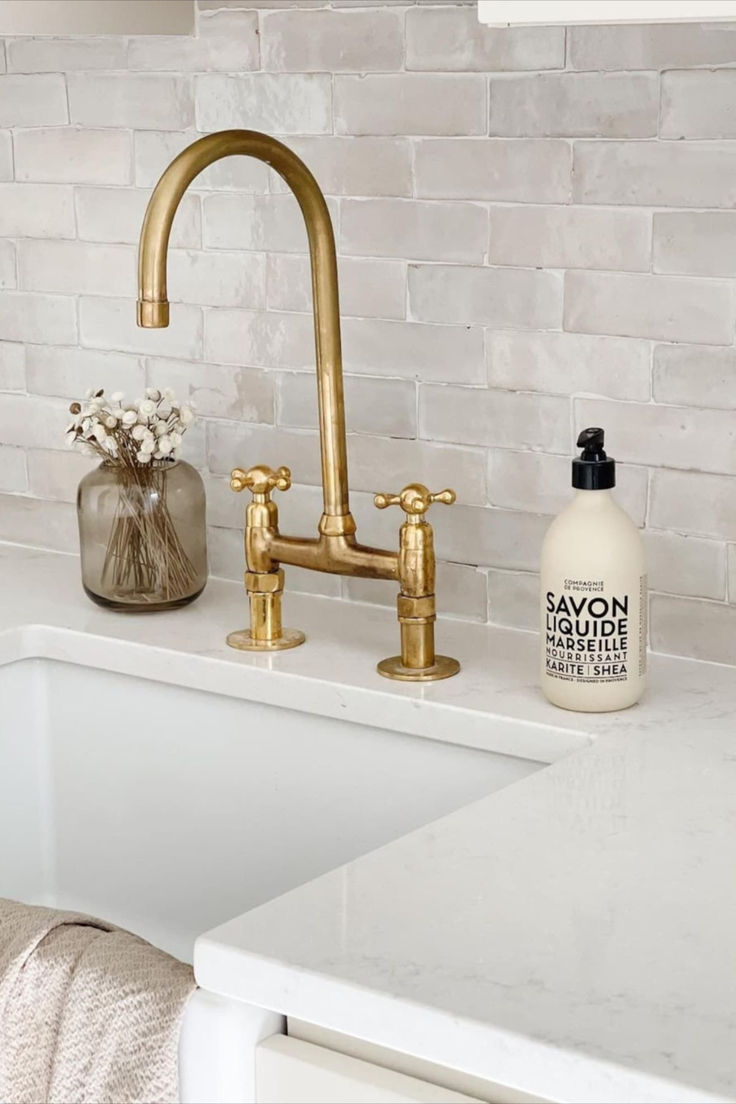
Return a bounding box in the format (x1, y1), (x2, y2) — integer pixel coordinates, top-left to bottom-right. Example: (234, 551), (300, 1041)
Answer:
(0, 658), (543, 961)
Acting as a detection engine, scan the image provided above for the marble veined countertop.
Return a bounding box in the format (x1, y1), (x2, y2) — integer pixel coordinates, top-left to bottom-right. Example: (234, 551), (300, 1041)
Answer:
(2, 543), (735, 1103)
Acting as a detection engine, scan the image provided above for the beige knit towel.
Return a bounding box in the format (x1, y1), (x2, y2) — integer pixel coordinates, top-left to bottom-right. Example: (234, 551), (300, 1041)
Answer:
(0, 897), (195, 1104)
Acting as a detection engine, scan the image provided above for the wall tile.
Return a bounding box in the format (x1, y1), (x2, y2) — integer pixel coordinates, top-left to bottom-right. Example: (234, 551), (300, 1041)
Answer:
(0, 394), (71, 449)
(406, 6), (564, 72)
(267, 254), (406, 320)
(414, 138), (571, 203)
(0, 445), (27, 493)
(644, 529), (726, 600)
(0, 342), (25, 392)
(261, 7), (402, 72)
(75, 187), (201, 248)
(271, 137), (412, 198)
(650, 469), (736, 541)
(335, 75), (485, 136)
(651, 594), (736, 665)
(0, 74), (67, 126)
(277, 372), (415, 439)
(661, 70), (736, 140)
(348, 436), (488, 504)
(0, 291), (76, 345)
(346, 561), (488, 623)
(134, 129), (269, 192)
(26, 345), (145, 401)
(203, 193), (338, 253)
(490, 74), (658, 138)
(168, 249), (266, 309)
(341, 198), (487, 264)
(129, 10), (259, 71)
(653, 211), (736, 277)
(653, 345), (736, 410)
(196, 74), (332, 134)
(489, 205), (650, 272)
(341, 318), (484, 384)
(14, 128), (132, 185)
(68, 74), (193, 130)
(420, 384), (569, 453)
(27, 447), (96, 503)
(7, 36), (128, 72)
(569, 22), (736, 71)
(410, 264), (563, 329)
(0, 130), (11, 181)
(435, 504), (550, 572)
(146, 357), (274, 423)
(204, 308), (313, 370)
(0, 240), (14, 289)
(0, 494), (77, 553)
(487, 569), (539, 631)
(18, 240), (135, 298)
(80, 297), (202, 360)
(0, 183), (75, 238)
(574, 141), (736, 208)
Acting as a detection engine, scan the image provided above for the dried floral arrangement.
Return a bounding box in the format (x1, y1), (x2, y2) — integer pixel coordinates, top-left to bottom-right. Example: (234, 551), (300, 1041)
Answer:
(67, 388), (199, 605)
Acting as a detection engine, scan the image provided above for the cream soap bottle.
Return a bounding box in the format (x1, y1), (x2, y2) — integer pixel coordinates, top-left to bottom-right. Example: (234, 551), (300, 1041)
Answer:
(540, 428), (647, 712)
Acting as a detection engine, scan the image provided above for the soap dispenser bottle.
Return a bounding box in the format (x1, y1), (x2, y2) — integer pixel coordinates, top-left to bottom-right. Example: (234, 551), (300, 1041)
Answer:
(540, 428), (646, 712)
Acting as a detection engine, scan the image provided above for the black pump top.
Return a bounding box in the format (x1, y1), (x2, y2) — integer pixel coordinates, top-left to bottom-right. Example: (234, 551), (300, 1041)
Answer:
(572, 427), (615, 490)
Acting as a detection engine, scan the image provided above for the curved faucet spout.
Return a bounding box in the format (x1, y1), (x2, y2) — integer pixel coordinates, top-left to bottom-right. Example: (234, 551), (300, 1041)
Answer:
(137, 128), (352, 528)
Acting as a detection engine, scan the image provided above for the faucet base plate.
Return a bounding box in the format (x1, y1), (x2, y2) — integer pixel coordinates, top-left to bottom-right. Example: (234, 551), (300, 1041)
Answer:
(226, 628), (306, 652)
(377, 655), (460, 682)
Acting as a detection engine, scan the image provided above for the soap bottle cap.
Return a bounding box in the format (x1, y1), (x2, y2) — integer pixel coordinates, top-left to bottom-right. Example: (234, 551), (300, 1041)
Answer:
(572, 427), (616, 490)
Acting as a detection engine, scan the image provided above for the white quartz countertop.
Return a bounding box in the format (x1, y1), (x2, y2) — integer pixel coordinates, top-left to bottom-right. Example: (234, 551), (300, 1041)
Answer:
(3, 544), (735, 1103)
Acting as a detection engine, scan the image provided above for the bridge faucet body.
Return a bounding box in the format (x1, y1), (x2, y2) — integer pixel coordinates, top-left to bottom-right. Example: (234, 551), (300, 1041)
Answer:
(137, 130), (459, 681)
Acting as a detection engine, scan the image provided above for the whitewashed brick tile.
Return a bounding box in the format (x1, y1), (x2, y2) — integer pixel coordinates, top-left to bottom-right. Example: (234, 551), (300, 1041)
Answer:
(196, 74), (331, 135)
(0, 394), (71, 449)
(650, 594), (736, 665)
(728, 545), (736, 603)
(201, 469), (243, 530)
(261, 7), (402, 72)
(0, 446), (27, 493)
(489, 205), (650, 272)
(348, 436), (488, 504)
(414, 138), (571, 203)
(486, 331), (651, 401)
(576, 398), (736, 476)
(653, 345), (736, 409)
(410, 264), (562, 329)
(490, 74), (658, 138)
(564, 271), (734, 345)
(335, 75), (485, 137)
(270, 137), (412, 198)
(570, 22), (736, 71)
(0, 131), (12, 181)
(130, 10), (259, 71)
(0, 342), (25, 391)
(203, 193), (338, 254)
(207, 419), (322, 484)
(406, 6), (564, 72)
(145, 356), (273, 422)
(345, 561), (488, 622)
(653, 211), (736, 277)
(0, 183), (74, 238)
(488, 449), (649, 526)
(204, 309), (313, 369)
(650, 469), (736, 541)
(75, 187), (201, 247)
(644, 530), (726, 600)
(277, 372), (416, 439)
(80, 297), (202, 360)
(267, 254), (406, 320)
(27, 447), (96, 503)
(168, 249), (266, 309)
(341, 198), (486, 264)
(14, 128), (132, 185)
(661, 70), (736, 139)
(7, 36), (128, 72)
(18, 240), (135, 297)
(342, 318), (484, 384)
(574, 141), (736, 208)
(0, 494), (77, 553)
(0, 241), (15, 290)
(435, 504), (549, 572)
(134, 130), (269, 192)
(0, 292), (76, 345)
(26, 345), (144, 400)
(68, 74), (193, 130)
(420, 384), (569, 453)
(0, 74), (67, 127)
(487, 569), (538, 630)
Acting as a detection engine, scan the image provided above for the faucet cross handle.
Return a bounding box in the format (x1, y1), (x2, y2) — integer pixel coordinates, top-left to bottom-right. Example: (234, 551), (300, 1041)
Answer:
(231, 464), (292, 499)
(374, 483), (456, 518)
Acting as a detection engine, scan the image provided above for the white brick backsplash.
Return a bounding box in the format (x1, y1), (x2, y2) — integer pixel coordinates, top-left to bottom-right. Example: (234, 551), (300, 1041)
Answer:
(490, 74), (658, 139)
(0, 394), (70, 449)
(570, 22), (736, 71)
(130, 10), (259, 71)
(196, 74), (331, 135)
(0, 342), (25, 391)
(410, 264), (562, 329)
(576, 399), (736, 476)
(203, 193), (338, 254)
(342, 199), (487, 264)
(0, 74), (67, 127)
(14, 128), (132, 185)
(489, 206), (650, 272)
(644, 530), (726, 601)
(653, 345), (736, 410)
(146, 357), (273, 422)
(68, 74), (193, 131)
(18, 240), (135, 298)
(204, 308), (313, 370)
(261, 8), (402, 72)
(134, 130), (270, 192)
(0, 445), (26, 492)
(168, 249), (266, 309)
(420, 385), (569, 453)
(414, 139), (571, 203)
(27, 447), (96, 503)
(26, 345), (145, 400)
(270, 137), (412, 198)
(335, 75), (485, 136)
(406, 6), (564, 72)
(0, 240), (14, 289)
(729, 545), (736, 604)
(564, 272), (735, 345)
(0, 494), (77, 553)
(7, 37), (127, 72)
(650, 469), (736, 541)
(650, 594), (736, 666)
(346, 561), (488, 622)
(435, 505), (549, 572)
(487, 569), (538, 631)
(0, 183), (74, 238)
(75, 187), (201, 248)
(341, 318), (484, 384)
(653, 212), (736, 278)
(574, 141), (736, 209)
(277, 372), (415, 439)
(661, 70), (736, 140)
(207, 419), (322, 483)
(0, 291), (76, 345)
(0, 131), (12, 181)
(487, 331), (651, 402)
(80, 297), (203, 360)
(267, 254), (405, 320)
(348, 436), (487, 503)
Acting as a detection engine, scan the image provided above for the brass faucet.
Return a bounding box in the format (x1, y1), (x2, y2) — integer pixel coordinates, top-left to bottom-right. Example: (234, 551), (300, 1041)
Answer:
(137, 130), (459, 681)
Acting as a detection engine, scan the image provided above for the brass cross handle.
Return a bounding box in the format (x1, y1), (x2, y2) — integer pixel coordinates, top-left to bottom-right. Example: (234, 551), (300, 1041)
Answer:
(230, 464), (292, 499)
(374, 483), (456, 517)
